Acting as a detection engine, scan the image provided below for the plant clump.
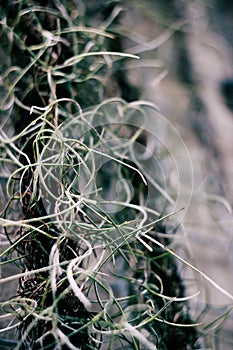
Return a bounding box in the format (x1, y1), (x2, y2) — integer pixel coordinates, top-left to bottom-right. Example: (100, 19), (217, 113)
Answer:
(0, 1), (203, 349)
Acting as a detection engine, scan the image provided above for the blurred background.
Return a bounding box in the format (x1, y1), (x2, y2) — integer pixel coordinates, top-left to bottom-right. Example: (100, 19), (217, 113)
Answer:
(120, 1), (233, 349)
